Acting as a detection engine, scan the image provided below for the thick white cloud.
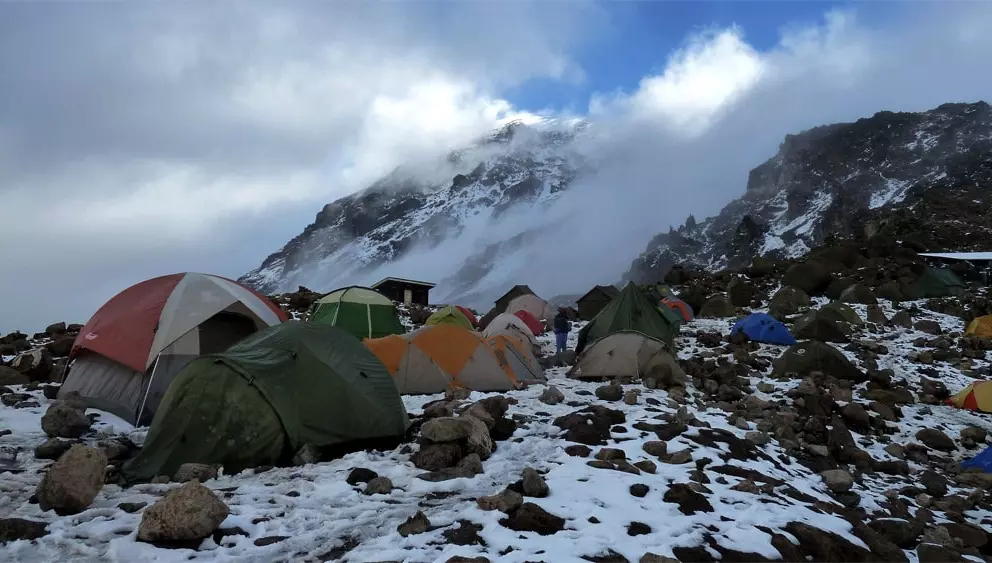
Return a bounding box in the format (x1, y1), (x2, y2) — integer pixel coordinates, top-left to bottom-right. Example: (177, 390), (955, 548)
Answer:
(2, 1), (991, 331)
(0, 1), (597, 332)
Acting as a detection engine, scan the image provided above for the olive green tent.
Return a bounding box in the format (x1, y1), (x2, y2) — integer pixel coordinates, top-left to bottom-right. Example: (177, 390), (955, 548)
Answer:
(309, 286), (405, 340)
(122, 321), (410, 482)
(575, 283), (680, 355)
(911, 267), (966, 298)
(425, 305), (474, 330)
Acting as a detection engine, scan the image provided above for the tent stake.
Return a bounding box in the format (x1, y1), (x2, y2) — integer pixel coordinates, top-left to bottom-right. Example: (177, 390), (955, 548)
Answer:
(135, 354), (161, 426)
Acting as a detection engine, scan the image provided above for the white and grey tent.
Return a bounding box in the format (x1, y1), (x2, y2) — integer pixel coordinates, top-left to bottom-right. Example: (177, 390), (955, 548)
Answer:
(60, 273), (286, 425)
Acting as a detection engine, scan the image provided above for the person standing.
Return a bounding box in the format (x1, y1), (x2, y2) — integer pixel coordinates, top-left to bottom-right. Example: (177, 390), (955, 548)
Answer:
(553, 308), (571, 355)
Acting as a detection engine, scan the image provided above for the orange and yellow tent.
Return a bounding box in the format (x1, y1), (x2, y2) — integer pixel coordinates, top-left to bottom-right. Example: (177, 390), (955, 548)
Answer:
(965, 315), (992, 338)
(947, 380), (992, 413)
(364, 324), (525, 394)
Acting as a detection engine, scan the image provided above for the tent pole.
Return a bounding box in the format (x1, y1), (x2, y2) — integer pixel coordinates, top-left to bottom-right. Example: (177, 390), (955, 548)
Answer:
(135, 354), (161, 426)
(58, 355), (71, 384)
(367, 304), (372, 338)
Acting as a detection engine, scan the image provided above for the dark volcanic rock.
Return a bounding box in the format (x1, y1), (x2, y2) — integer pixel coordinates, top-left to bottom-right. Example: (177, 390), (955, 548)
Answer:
(499, 503), (566, 535)
(662, 484), (713, 515)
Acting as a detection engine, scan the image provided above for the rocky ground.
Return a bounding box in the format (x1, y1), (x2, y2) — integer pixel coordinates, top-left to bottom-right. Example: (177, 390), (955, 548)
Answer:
(2, 284), (992, 562)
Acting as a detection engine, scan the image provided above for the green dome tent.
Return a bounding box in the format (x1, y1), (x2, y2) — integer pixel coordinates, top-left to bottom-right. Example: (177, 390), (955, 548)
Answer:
(309, 286), (405, 340)
(575, 282), (680, 355)
(425, 305), (474, 330)
(123, 321), (410, 482)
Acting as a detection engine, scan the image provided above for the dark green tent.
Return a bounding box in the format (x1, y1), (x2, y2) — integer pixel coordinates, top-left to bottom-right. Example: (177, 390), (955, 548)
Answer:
(911, 267), (967, 298)
(575, 283), (680, 355)
(123, 321), (410, 482)
(309, 286), (405, 340)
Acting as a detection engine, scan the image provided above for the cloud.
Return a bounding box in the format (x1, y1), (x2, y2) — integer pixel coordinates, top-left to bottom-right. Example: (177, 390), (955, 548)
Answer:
(406, 2), (992, 307)
(0, 1), (600, 332)
(4, 0), (992, 331)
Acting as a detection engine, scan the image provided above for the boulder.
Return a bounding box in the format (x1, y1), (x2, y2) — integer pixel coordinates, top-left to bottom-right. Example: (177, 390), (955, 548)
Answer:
(840, 284), (878, 305)
(916, 429), (955, 451)
(784, 262), (831, 295)
(397, 512), (431, 537)
(34, 438), (74, 460)
(662, 483), (713, 514)
(726, 277), (756, 307)
(792, 311), (851, 343)
(420, 416), (493, 460)
(36, 444), (107, 515)
(521, 467), (549, 498)
(137, 481), (229, 545)
(0, 366), (29, 386)
(820, 469), (854, 493)
(44, 337), (74, 359)
(698, 295), (735, 318)
(41, 402), (91, 438)
(363, 477), (393, 495)
(768, 287), (811, 317)
(772, 341), (865, 382)
(866, 305), (888, 325)
(477, 488), (523, 513)
(11, 348), (54, 382)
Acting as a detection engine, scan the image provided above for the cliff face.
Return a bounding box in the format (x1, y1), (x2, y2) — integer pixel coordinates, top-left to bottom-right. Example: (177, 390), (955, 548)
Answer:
(624, 102), (992, 283)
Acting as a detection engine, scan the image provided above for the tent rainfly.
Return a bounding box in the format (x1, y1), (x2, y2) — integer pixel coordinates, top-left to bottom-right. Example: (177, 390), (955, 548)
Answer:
(309, 286), (405, 340)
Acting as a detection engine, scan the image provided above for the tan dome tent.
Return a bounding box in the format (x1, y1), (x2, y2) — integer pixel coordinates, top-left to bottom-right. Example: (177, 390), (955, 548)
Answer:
(506, 294), (551, 324)
(482, 313), (539, 355)
(364, 324), (522, 394)
(568, 331), (686, 383)
(487, 334), (545, 384)
(61, 273), (287, 426)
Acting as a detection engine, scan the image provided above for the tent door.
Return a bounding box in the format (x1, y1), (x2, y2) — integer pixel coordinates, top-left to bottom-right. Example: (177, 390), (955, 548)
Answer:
(404, 289), (413, 305)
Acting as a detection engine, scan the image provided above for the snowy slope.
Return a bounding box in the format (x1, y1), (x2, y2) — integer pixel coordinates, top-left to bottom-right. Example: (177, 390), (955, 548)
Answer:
(2, 292), (991, 562)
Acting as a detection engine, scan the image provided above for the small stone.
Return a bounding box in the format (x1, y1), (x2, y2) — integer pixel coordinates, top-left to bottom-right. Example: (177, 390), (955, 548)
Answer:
(884, 444), (906, 459)
(595, 383), (623, 402)
(642, 441), (667, 457)
(565, 444), (591, 457)
(346, 467), (378, 485)
(498, 502), (565, 536)
(173, 463), (217, 483)
(919, 470), (948, 498)
(745, 431), (769, 445)
(477, 488), (523, 513)
(633, 460), (657, 474)
(397, 511), (431, 537)
(539, 386), (565, 405)
(916, 429), (955, 451)
(594, 448), (626, 461)
(757, 381), (776, 393)
(118, 502), (147, 513)
(666, 449), (692, 464)
(623, 390), (639, 405)
(627, 521), (651, 536)
(137, 481), (229, 544)
(363, 477), (393, 495)
(960, 426), (987, 444)
(915, 493), (933, 508)
(629, 484), (649, 498)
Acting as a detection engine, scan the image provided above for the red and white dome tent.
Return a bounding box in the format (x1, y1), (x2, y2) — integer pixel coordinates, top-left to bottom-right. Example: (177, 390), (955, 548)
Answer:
(59, 272), (288, 425)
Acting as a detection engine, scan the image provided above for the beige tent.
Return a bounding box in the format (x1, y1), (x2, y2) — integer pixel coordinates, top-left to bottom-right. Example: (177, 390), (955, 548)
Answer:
(482, 313), (539, 354)
(567, 331), (686, 382)
(364, 324), (522, 394)
(506, 294), (551, 322)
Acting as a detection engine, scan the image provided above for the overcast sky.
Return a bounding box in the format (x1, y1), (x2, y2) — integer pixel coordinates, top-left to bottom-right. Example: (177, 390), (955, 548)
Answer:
(1, 1), (991, 332)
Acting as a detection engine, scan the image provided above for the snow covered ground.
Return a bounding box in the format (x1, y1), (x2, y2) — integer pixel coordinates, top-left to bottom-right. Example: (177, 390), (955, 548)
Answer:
(2, 300), (991, 562)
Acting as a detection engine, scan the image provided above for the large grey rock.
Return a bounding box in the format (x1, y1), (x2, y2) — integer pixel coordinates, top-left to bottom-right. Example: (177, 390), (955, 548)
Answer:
(916, 429), (955, 451)
(41, 403), (91, 439)
(137, 481), (229, 544)
(420, 415), (493, 460)
(699, 295), (735, 318)
(768, 286), (811, 317)
(36, 444), (107, 515)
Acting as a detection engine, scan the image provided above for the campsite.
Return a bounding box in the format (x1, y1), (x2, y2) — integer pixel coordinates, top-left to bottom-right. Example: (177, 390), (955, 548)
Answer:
(1, 242), (992, 563)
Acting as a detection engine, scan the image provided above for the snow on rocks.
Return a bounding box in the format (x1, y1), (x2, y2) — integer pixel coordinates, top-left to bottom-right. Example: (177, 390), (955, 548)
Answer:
(0, 290), (990, 561)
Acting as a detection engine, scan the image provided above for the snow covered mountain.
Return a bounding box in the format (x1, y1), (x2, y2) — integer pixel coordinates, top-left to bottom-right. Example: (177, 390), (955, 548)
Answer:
(240, 119), (587, 303)
(624, 102), (992, 283)
(241, 101), (991, 305)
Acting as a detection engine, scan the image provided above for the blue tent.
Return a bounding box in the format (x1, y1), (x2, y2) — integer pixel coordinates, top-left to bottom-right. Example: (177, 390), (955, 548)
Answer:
(731, 313), (798, 345)
(962, 445), (992, 473)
